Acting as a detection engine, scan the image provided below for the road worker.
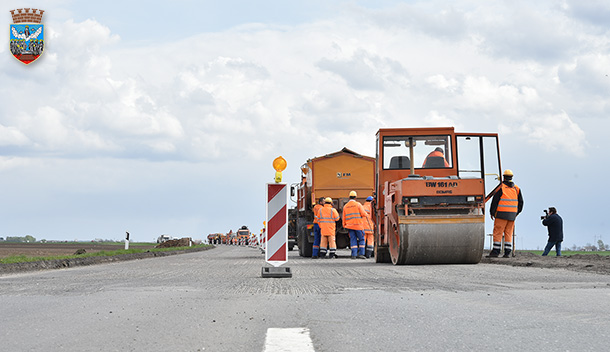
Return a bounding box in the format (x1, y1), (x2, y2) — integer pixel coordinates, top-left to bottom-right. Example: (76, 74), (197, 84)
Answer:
(342, 191), (368, 259)
(422, 147), (450, 168)
(318, 197), (340, 258)
(362, 196), (375, 258)
(312, 197), (325, 259)
(488, 169), (524, 258)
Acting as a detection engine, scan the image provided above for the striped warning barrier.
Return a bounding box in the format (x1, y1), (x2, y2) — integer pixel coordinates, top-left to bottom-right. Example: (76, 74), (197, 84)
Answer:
(260, 230), (267, 251)
(265, 183), (288, 267)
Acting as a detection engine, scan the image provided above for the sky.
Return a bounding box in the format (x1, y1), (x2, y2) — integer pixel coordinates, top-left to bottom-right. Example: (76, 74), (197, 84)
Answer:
(1, 0), (609, 249)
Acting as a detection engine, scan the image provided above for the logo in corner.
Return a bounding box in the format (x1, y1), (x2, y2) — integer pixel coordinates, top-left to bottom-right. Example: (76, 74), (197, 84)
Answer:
(9, 8), (45, 65)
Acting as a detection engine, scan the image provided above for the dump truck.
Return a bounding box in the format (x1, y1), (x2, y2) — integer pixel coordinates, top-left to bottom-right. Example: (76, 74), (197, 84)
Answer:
(290, 147), (375, 257)
(236, 225), (250, 245)
(207, 233), (222, 244)
(220, 231), (231, 245)
(374, 127), (502, 264)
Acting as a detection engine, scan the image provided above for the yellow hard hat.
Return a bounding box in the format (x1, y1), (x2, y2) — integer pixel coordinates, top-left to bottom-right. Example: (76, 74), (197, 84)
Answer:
(503, 169), (514, 177)
(349, 191), (357, 197)
(325, 197), (333, 203)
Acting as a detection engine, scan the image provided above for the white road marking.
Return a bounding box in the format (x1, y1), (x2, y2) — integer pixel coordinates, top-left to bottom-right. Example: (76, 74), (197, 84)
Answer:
(263, 327), (315, 352)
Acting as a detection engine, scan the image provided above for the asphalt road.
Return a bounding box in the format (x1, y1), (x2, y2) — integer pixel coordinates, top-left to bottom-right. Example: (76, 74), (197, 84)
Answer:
(1, 245), (609, 351)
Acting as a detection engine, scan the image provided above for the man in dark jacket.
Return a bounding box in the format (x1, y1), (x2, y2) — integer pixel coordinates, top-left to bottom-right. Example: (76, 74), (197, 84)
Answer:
(542, 207), (563, 256)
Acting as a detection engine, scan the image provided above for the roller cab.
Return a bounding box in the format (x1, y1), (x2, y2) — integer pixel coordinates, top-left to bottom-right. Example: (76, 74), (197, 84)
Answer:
(375, 127), (502, 264)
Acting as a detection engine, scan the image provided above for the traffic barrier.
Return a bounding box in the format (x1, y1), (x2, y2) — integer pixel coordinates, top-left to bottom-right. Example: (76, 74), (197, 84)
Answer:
(265, 183), (288, 268)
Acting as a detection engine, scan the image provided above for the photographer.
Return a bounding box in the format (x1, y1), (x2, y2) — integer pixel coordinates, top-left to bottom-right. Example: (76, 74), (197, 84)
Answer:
(541, 207), (563, 256)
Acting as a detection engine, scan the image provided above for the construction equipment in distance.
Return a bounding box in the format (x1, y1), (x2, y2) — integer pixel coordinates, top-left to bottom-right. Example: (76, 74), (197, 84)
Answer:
(236, 226), (250, 245)
(207, 233), (222, 244)
(375, 127), (502, 264)
(289, 148), (375, 257)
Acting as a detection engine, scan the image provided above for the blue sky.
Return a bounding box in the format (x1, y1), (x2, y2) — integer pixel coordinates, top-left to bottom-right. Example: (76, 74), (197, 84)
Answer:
(1, 0), (610, 249)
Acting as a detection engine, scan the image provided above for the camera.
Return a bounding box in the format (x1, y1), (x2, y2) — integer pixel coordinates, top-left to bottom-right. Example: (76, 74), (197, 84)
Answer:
(540, 209), (548, 220)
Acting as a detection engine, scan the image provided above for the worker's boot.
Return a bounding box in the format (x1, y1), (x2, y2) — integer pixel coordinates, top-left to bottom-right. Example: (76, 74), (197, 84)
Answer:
(486, 249), (500, 258)
(502, 249), (512, 258)
(365, 249), (373, 258)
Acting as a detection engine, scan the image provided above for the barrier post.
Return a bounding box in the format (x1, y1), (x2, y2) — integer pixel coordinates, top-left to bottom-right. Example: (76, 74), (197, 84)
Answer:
(125, 231), (130, 250)
(262, 183), (291, 278)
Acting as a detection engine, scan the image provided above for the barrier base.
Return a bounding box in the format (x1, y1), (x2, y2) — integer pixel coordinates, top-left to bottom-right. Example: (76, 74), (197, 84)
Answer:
(261, 266), (292, 278)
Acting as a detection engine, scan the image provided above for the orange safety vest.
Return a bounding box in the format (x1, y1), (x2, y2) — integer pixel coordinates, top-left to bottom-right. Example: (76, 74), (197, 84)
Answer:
(495, 183), (520, 221)
(422, 150), (449, 167)
(318, 204), (340, 236)
(342, 200), (367, 231)
(313, 204), (323, 224)
(362, 201), (374, 234)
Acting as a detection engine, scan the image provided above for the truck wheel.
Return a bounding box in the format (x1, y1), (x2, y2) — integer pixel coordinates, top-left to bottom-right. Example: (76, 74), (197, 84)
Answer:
(335, 233), (350, 249)
(298, 234), (313, 257)
(302, 240), (313, 257)
(298, 235), (305, 256)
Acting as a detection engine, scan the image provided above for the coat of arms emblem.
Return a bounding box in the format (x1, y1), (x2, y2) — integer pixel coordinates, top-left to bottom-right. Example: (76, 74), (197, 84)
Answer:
(9, 8), (45, 65)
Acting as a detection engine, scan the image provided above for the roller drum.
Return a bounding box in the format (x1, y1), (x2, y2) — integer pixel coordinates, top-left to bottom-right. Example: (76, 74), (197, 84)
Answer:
(390, 217), (484, 264)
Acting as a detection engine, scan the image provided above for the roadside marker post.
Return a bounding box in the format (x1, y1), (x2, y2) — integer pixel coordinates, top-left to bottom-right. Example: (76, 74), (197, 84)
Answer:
(262, 183), (292, 278)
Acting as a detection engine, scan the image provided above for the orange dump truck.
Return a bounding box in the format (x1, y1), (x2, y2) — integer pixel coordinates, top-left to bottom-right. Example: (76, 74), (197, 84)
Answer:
(290, 147), (375, 257)
(236, 226), (250, 245)
(207, 233), (222, 244)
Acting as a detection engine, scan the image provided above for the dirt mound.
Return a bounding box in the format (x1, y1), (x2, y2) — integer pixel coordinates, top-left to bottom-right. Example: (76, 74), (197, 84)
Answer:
(155, 238), (192, 248)
(482, 251), (610, 275)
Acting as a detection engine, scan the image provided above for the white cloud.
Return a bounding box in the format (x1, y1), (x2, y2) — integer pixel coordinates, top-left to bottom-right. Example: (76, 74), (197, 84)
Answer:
(562, 0), (610, 29)
(316, 49), (410, 91)
(425, 111), (456, 128)
(0, 125), (30, 146)
(558, 54), (610, 97)
(363, 3), (469, 40)
(426, 74), (459, 93)
(520, 111), (587, 156)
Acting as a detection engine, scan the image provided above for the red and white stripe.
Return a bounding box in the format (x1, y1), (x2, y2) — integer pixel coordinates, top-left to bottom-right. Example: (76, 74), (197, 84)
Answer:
(265, 183), (288, 267)
(260, 230), (266, 250)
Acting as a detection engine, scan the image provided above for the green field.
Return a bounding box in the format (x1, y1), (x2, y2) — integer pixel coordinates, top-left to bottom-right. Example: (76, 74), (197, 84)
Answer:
(0, 244), (211, 264)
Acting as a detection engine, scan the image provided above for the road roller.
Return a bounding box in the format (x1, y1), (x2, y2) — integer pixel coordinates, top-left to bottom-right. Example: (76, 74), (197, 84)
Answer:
(374, 127), (502, 264)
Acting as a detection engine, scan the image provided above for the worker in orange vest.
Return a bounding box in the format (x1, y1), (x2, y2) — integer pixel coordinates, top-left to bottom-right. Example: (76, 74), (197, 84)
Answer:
(488, 169), (523, 258)
(312, 197), (325, 259)
(318, 197), (340, 258)
(422, 147), (450, 168)
(343, 191), (368, 259)
(362, 196), (375, 258)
